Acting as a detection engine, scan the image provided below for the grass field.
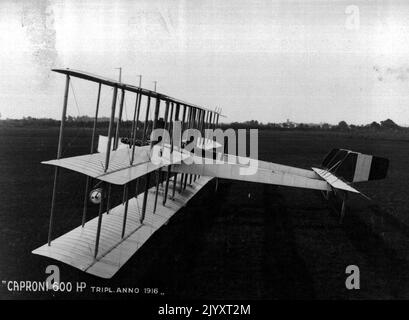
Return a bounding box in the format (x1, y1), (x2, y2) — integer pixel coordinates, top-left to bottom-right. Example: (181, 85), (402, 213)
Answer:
(1, 126), (409, 299)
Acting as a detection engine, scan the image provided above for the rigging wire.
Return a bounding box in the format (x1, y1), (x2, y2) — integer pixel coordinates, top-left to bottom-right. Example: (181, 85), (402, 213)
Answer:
(61, 80), (87, 158)
(59, 79), (94, 227)
(118, 91), (133, 162)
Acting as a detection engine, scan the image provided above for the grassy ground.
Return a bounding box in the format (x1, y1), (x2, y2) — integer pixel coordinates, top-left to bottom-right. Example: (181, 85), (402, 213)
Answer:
(0, 127), (409, 299)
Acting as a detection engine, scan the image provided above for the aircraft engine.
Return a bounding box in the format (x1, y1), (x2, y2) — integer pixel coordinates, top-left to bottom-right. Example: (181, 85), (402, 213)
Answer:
(89, 188), (103, 204)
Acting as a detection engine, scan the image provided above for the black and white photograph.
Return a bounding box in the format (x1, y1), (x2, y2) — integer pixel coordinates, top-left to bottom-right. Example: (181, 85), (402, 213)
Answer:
(0, 0), (409, 308)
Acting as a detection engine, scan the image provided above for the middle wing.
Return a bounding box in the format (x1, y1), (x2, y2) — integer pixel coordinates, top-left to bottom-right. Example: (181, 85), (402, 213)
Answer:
(42, 145), (191, 185)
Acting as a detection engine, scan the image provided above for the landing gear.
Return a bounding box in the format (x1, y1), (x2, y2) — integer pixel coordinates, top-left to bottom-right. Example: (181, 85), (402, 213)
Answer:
(339, 191), (348, 224)
(320, 188), (348, 224)
(321, 189), (331, 200)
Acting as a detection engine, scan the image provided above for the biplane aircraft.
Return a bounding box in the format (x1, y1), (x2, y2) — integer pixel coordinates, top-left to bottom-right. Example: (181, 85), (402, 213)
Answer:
(33, 68), (389, 279)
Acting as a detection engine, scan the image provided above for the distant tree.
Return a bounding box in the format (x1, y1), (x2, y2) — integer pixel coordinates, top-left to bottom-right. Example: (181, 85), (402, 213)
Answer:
(380, 118), (399, 129)
(337, 120), (349, 131)
(369, 121), (381, 130)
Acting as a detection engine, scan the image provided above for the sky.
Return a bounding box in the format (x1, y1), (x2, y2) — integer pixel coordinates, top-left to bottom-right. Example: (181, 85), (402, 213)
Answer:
(1, 0), (409, 125)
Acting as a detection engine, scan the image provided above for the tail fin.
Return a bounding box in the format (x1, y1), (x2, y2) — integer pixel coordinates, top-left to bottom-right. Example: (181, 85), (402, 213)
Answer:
(322, 148), (389, 183)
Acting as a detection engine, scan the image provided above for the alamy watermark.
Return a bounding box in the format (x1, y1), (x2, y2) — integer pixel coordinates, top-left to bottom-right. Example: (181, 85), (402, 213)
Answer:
(149, 121), (259, 176)
(345, 5), (360, 30)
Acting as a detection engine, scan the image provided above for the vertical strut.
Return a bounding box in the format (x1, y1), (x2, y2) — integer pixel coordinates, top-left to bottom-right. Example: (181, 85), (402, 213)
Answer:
(104, 87), (118, 171)
(104, 86), (118, 214)
(195, 108), (203, 181)
(112, 89), (128, 222)
(171, 103), (180, 200)
(153, 169), (160, 213)
(130, 82), (142, 219)
(121, 183), (129, 238)
(197, 109), (205, 179)
(142, 96), (151, 145)
(184, 173), (188, 189)
(169, 102), (174, 138)
(181, 104), (187, 130)
(193, 109), (200, 181)
(163, 101), (174, 205)
(163, 100), (170, 130)
(152, 97), (161, 213)
(213, 110), (219, 192)
(130, 92), (141, 165)
(82, 82), (101, 227)
(94, 183), (105, 258)
(179, 105), (187, 193)
(179, 172), (184, 193)
(91, 84), (102, 153)
(172, 173), (177, 199)
(186, 107), (194, 188)
(114, 88), (125, 149)
(140, 173), (150, 223)
(47, 75), (70, 246)
(130, 75), (142, 155)
(140, 95), (152, 222)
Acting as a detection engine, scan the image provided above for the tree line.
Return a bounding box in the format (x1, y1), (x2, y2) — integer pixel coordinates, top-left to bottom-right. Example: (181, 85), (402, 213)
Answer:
(0, 116), (404, 132)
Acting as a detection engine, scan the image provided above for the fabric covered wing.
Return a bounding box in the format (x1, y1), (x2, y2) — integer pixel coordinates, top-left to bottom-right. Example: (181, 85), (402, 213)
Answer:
(42, 146), (191, 185)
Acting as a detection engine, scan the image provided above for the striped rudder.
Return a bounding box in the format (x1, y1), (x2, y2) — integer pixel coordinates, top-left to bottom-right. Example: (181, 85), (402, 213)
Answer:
(322, 148), (389, 183)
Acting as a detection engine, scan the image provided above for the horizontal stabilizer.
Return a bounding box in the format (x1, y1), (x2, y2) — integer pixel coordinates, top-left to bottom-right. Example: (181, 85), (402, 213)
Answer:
(312, 167), (360, 193)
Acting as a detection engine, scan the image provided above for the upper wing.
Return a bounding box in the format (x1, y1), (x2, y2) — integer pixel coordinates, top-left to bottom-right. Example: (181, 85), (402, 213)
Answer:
(53, 68), (224, 116)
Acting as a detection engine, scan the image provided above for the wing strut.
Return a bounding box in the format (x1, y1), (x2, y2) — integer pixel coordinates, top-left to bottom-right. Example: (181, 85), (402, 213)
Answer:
(81, 83), (101, 227)
(107, 87), (125, 214)
(140, 95), (153, 220)
(121, 184), (130, 238)
(94, 182), (106, 258)
(163, 101), (175, 206)
(47, 74), (70, 246)
(170, 104), (180, 201)
(151, 97), (161, 214)
(94, 85), (118, 255)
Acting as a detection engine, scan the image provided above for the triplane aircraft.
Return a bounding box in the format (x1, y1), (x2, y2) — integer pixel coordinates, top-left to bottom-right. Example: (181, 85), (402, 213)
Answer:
(33, 68), (389, 279)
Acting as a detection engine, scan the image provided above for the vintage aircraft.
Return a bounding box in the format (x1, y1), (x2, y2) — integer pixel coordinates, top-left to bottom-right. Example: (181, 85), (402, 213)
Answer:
(33, 68), (389, 279)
